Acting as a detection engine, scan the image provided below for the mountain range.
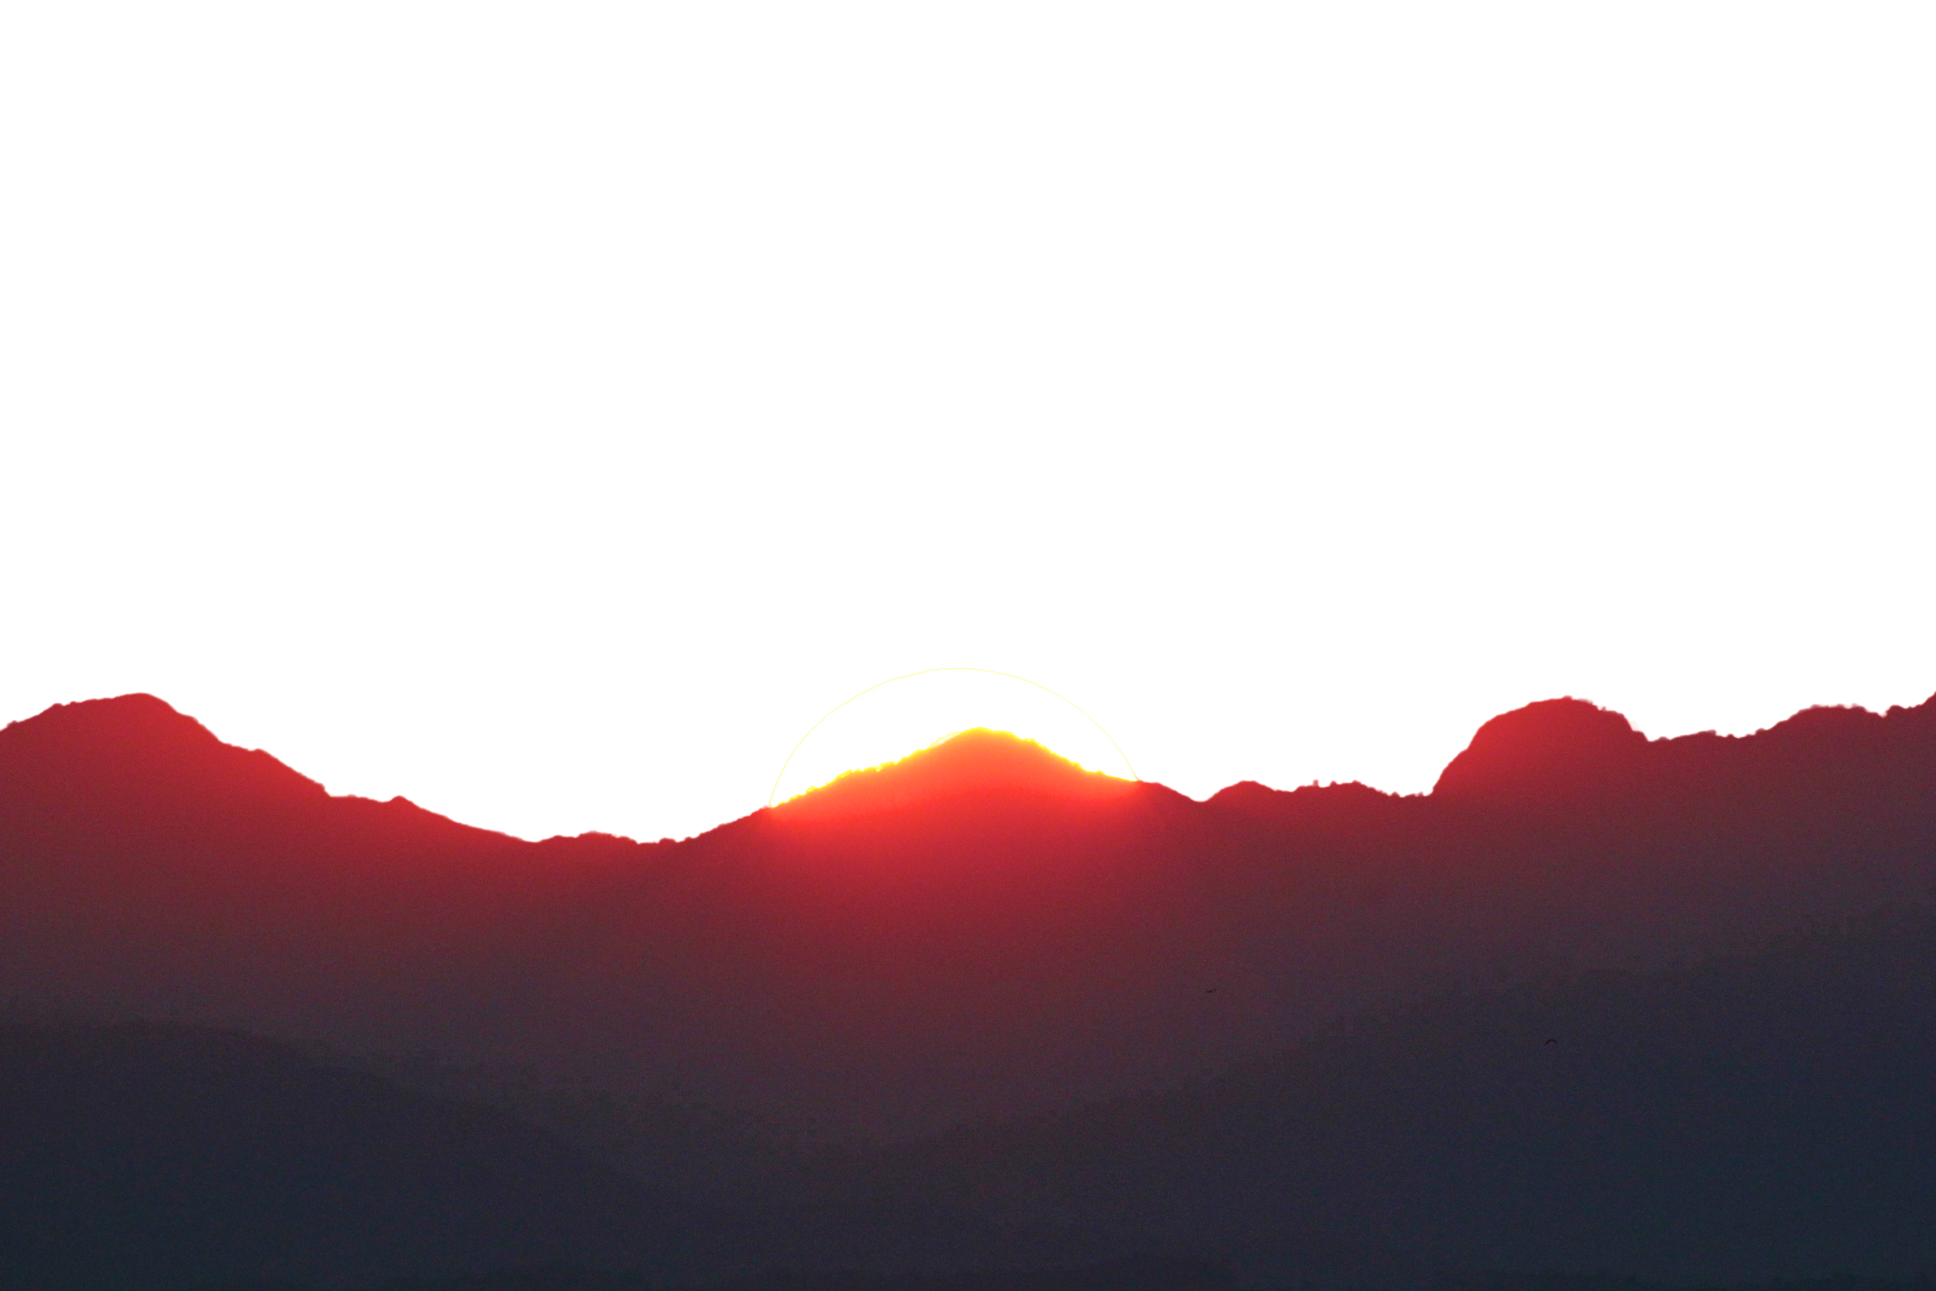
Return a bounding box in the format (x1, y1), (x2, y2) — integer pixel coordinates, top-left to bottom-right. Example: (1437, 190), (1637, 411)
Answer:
(3, 691), (1935, 1288)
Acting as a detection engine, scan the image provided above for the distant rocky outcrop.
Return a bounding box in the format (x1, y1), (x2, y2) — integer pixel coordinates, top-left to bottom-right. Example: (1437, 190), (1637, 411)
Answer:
(1432, 697), (1651, 806)
(1433, 693), (1936, 825)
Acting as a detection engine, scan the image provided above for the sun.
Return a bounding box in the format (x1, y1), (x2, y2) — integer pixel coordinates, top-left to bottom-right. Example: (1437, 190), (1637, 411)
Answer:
(769, 668), (1136, 806)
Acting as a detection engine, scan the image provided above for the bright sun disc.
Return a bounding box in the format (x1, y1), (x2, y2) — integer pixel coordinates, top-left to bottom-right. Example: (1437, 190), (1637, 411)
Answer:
(769, 669), (1136, 806)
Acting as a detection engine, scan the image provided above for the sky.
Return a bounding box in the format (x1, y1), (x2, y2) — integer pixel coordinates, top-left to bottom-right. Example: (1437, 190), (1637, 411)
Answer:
(0, 681), (1920, 843)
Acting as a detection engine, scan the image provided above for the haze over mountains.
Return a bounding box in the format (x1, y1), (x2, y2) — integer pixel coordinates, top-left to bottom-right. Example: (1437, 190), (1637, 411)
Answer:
(3, 692), (1935, 1288)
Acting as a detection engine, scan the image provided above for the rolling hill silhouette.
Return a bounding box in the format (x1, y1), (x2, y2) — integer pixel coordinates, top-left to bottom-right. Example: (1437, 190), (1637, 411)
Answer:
(0, 1017), (683, 1289)
(852, 905), (1936, 1285)
(5, 690), (1936, 1285)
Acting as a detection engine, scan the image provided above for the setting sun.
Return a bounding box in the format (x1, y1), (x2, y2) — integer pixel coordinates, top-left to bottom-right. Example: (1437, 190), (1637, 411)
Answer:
(768, 668), (1136, 806)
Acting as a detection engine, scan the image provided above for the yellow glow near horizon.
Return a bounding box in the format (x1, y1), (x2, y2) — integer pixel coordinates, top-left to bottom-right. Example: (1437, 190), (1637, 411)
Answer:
(769, 669), (1136, 806)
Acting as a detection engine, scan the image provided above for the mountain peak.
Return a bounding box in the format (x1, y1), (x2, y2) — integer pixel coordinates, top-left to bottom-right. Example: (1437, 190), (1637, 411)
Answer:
(7, 692), (219, 747)
(1200, 778), (1277, 809)
(772, 727), (1135, 819)
(1432, 696), (1648, 806)
(0, 693), (327, 805)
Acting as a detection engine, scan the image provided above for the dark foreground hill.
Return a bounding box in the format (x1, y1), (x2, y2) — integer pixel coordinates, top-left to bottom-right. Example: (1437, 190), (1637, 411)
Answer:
(5, 905), (1936, 1288)
(852, 905), (1936, 1285)
(0, 1019), (693, 1289)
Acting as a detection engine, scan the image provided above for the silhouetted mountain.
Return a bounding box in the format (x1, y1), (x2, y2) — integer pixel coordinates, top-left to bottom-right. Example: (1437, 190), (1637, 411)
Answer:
(1432, 698), (1652, 806)
(782, 728), (1140, 816)
(0, 692), (522, 851)
(1440, 692), (1936, 824)
(0, 1013), (1150, 1290)
(5, 690), (1936, 1285)
(4, 692), (1932, 1139)
(0, 696), (673, 1111)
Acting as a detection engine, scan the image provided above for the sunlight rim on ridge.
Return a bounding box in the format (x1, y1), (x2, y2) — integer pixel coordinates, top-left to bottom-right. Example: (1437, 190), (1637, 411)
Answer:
(766, 665), (1130, 809)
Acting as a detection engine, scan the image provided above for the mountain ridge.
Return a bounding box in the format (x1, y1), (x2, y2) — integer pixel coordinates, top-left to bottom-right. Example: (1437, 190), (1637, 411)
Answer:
(2, 689), (1933, 1138)
(1433, 693), (1936, 805)
(15, 689), (1935, 841)
(6, 689), (1936, 1287)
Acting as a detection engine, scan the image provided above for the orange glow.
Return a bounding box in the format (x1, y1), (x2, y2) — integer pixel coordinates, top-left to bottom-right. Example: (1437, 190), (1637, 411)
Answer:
(768, 668), (1136, 806)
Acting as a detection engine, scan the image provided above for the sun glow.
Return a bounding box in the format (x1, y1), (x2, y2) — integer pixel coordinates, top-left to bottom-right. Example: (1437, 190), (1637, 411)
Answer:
(769, 669), (1136, 806)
